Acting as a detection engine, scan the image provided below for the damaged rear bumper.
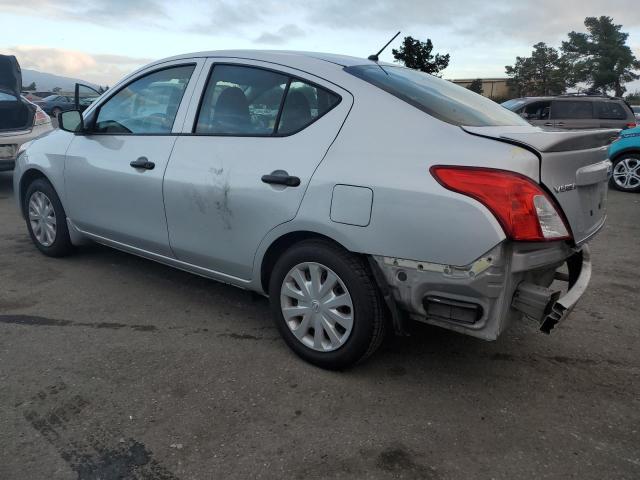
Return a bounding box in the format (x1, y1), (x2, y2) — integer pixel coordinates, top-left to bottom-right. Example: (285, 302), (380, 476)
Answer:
(371, 242), (591, 340)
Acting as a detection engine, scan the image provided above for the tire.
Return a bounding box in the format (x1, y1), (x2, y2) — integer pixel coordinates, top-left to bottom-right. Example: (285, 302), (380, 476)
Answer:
(51, 107), (62, 119)
(23, 178), (73, 257)
(269, 239), (386, 369)
(610, 154), (640, 192)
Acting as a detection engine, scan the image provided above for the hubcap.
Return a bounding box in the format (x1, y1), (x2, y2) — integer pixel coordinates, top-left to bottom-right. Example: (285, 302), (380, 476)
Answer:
(280, 262), (354, 352)
(613, 157), (640, 189)
(28, 191), (56, 247)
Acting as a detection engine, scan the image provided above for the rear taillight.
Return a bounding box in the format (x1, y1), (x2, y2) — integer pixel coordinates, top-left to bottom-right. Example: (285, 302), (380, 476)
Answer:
(626, 122), (637, 129)
(33, 107), (51, 126)
(430, 166), (571, 242)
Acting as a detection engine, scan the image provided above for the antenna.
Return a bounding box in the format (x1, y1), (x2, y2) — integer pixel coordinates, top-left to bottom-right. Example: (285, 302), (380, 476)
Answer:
(368, 31), (401, 62)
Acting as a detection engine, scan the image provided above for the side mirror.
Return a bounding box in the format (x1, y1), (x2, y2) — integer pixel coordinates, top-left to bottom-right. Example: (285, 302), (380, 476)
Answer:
(58, 110), (84, 133)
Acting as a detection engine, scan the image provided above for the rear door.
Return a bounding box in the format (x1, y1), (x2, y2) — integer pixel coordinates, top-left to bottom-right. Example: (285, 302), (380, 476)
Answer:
(163, 58), (352, 280)
(550, 100), (595, 129)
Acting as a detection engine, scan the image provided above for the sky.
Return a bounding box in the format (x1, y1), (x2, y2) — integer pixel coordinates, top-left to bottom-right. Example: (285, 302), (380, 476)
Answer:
(1, 0), (640, 90)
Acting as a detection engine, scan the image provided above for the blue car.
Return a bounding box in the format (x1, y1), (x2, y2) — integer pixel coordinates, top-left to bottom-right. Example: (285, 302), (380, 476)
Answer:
(608, 126), (640, 192)
(34, 94), (75, 118)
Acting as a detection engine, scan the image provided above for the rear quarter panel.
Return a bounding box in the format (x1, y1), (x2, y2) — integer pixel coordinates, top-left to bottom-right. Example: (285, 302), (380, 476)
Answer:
(253, 77), (541, 283)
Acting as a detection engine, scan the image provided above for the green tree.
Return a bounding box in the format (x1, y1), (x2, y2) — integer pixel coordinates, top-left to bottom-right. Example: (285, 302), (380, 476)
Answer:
(392, 36), (450, 76)
(561, 16), (640, 97)
(625, 90), (640, 104)
(52, 87), (61, 93)
(467, 78), (483, 95)
(23, 81), (36, 91)
(505, 42), (572, 96)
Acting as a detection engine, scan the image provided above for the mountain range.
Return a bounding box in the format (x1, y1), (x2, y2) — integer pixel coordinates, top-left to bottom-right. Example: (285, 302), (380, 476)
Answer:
(21, 69), (99, 92)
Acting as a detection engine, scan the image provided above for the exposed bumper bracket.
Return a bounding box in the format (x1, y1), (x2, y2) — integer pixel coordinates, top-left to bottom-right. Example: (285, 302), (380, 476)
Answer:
(512, 246), (592, 334)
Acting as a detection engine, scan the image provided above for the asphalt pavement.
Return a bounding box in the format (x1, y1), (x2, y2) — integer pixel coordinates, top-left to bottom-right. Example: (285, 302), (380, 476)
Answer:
(0, 171), (638, 479)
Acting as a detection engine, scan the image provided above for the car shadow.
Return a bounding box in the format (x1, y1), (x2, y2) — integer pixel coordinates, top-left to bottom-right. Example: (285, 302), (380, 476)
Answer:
(0, 171), (13, 199)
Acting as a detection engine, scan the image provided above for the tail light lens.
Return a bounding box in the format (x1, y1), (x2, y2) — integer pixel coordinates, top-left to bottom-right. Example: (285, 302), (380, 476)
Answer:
(430, 166), (571, 242)
(33, 107), (51, 126)
(625, 122), (637, 129)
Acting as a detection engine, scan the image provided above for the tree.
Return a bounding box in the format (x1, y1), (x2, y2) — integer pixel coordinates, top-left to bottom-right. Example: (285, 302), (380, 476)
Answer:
(467, 79), (483, 95)
(392, 36), (450, 76)
(23, 82), (36, 91)
(626, 90), (640, 104)
(505, 42), (573, 96)
(562, 16), (640, 97)
(52, 87), (61, 93)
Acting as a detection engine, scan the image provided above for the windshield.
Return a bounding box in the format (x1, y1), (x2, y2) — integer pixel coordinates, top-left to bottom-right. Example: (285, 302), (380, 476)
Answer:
(345, 65), (529, 127)
(41, 95), (59, 102)
(0, 92), (18, 101)
(501, 99), (526, 111)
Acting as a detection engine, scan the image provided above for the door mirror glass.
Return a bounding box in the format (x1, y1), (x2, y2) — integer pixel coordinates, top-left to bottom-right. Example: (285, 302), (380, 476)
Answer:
(59, 110), (84, 133)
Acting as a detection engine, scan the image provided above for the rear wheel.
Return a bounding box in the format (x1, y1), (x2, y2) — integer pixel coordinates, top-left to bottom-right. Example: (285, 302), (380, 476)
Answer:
(610, 154), (640, 192)
(269, 239), (386, 369)
(24, 178), (73, 257)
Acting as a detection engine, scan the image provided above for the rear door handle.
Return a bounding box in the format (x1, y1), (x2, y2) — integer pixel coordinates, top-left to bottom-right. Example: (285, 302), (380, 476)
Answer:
(130, 157), (155, 170)
(544, 122), (554, 127)
(556, 122), (565, 127)
(261, 170), (300, 187)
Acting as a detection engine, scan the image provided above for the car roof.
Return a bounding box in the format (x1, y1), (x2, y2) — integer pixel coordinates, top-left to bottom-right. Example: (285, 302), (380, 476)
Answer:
(518, 95), (624, 102)
(159, 50), (375, 67)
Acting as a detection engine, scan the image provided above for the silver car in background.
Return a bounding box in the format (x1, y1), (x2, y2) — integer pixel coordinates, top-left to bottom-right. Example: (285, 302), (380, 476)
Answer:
(13, 51), (612, 369)
(1, 55), (53, 171)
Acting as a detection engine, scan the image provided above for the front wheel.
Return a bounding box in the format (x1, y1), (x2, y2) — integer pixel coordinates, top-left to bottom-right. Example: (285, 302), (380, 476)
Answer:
(269, 239), (386, 369)
(24, 178), (73, 257)
(610, 154), (640, 192)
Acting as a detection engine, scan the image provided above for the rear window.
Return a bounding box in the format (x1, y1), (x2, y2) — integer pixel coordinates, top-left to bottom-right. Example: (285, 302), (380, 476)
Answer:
(344, 65), (529, 127)
(551, 100), (593, 119)
(594, 101), (628, 120)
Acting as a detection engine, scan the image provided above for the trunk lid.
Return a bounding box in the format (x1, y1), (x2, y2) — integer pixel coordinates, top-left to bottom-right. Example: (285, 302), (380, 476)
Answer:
(462, 126), (617, 245)
(0, 55), (22, 97)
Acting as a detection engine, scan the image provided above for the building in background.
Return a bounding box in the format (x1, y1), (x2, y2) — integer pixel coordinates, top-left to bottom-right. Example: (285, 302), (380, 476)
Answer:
(451, 78), (515, 102)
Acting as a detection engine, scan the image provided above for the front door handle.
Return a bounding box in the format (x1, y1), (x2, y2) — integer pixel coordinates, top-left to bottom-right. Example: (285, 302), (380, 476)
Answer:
(261, 170), (300, 187)
(556, 122), (565, 127)
(544, 122), (554, 126)
(130, 157), (155, 170)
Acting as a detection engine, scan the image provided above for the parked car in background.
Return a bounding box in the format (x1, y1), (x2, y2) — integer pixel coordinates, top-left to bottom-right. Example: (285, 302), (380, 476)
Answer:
(33, 94), (76, 118)
(629, 105), (640, 121)
(502, 95), (636, 130)
(608, 126), (640, 192)
(14, 51), (611, 368)
(0, 55), (53, 171)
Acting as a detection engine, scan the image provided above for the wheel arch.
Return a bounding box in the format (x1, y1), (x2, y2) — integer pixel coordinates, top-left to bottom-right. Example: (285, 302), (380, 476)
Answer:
(18, 168), (51, 218)
(259, 230), (354, 294)
(610, 148), (640, 162)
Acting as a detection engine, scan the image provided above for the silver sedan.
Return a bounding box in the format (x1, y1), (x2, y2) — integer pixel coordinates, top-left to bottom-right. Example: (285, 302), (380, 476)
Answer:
(14, 51), (611, 368)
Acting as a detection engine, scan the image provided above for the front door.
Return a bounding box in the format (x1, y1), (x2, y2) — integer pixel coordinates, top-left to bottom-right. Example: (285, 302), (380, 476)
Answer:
(163, 60), (352, 280)
(65, 62), (201, 256)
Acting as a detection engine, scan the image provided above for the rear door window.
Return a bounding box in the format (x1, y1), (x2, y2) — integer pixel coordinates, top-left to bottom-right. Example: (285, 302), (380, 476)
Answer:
(595, 102), (627, 120)
(195, 65), (288, 135)
(551, 101), (593, 119)
(277, 80), (340, 135)
(345, 64), (529, 127)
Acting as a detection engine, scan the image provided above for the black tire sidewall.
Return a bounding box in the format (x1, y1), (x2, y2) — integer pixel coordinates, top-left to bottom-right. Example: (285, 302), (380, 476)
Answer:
(610, 154), (640, 192)
(24, 178), (73, 257)
(269, 241), (380, 369)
